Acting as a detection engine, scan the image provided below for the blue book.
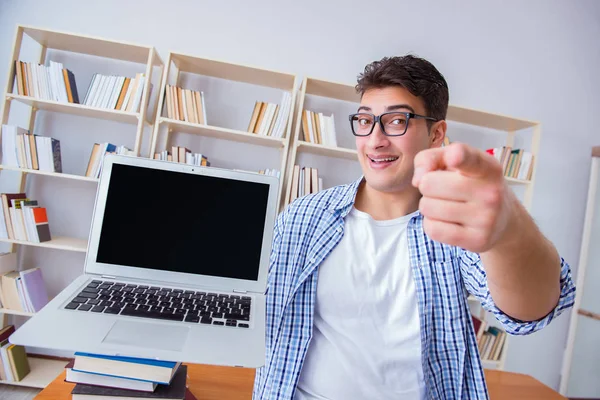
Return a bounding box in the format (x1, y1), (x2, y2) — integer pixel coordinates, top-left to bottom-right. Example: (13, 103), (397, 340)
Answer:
(73, 352), (182, 385)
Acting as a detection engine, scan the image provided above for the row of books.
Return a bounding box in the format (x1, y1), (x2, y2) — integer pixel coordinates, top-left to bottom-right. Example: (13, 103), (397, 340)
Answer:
(0, 325), (30, 382)
(0, 262), (49, 313)
(83, 73), (147, 113)
(287, 165), (323, 204)
(164, 84), (207, 125)
(1, 124), (63, 172)
(153, 146), (210, 166)
(66, 352), (194, 399)
(258, 168), (280, 178)
(301, 109), (338, 147)
(472, 314), (506, 362)
(0, 193), (52, 243)
(13, 60), (79, 103)
(85, 143), (136, 179)
(246, 91), (292, 139)
(486, 147), (534, 180)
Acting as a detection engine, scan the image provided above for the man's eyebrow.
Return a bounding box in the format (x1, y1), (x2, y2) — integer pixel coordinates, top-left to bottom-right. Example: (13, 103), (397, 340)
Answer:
(356, 104), (416, 113)
(385, 104), (415, 113)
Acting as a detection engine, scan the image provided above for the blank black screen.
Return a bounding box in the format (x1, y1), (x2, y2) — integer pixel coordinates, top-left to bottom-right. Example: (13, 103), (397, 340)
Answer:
(96, 164), (270, 281)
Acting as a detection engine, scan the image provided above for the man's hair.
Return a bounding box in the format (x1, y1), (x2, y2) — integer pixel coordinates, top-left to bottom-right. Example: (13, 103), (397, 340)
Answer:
(355, 55), (449, 123)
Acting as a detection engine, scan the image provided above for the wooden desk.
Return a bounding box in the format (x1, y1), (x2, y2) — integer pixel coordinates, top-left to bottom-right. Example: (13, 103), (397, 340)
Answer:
(34, 365), (566, 400)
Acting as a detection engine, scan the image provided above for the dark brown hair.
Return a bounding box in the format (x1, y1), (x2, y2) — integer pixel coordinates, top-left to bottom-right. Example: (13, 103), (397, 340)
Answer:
(356, 55), (449, 122)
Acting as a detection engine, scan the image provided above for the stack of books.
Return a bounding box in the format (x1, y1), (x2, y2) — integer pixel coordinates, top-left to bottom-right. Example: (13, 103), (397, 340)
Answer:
(258, 168), (280, 179)
(246, 91), (292, 138)
(301, 109), (337, 147)
(287, 165), (323, 204)
(83, 73), (148, 113)
(13, 60), (79, 103)
(472, 314), (506, 362)
(85, 143), (136, 179)
(1, 124), (63, 173)
(486, 147), (534, 181)
(66, 353), (195, 400)
(164, 84), (207, 125)
(153, 146), (210, 166)
(0, 325), (30, 382)
(0, 252), (49, 313)
(0, 192), (52, 243)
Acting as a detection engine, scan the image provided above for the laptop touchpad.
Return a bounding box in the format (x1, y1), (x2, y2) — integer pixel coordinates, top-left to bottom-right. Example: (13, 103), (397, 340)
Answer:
(102, 320), (189, 352)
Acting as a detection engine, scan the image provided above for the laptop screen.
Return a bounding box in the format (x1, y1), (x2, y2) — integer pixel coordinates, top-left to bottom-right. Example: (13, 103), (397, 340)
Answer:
(95, 163), (270, 281)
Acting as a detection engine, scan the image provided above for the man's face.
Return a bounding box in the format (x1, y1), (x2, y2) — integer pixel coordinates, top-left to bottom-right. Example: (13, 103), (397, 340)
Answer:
(355, 86), (442, 195)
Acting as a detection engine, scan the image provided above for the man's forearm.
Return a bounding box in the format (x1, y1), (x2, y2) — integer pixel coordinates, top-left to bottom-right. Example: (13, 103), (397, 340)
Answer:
(480, 200), (561, 322)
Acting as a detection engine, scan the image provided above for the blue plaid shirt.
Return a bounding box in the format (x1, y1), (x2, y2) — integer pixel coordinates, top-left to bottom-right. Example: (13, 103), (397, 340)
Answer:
(253, 177), (575, 399)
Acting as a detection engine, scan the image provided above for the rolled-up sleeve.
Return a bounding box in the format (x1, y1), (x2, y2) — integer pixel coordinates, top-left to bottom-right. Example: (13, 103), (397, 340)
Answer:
(459, 248), (576, 335)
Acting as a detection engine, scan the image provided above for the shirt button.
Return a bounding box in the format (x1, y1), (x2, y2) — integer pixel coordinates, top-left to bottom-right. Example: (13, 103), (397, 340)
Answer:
(310, 258), (316, 264)
(336, 227), (342, 233)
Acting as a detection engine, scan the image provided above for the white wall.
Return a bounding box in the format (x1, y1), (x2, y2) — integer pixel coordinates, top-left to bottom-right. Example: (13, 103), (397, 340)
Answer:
(1, 0), (599, 391)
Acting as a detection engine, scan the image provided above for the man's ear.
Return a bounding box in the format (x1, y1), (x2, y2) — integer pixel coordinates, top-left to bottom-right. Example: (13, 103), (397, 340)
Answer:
(429, 120), (447, 148)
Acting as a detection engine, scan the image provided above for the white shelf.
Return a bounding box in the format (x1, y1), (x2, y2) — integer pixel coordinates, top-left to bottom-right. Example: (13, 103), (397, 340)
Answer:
(7, 94), (144, 125)
(505, 176), (531, 185)
(0, 165), (98, 183)
(160, 118), (285, 148)
(0, 236), (87, 253)
(0, 308), (34, 317)
(296, 141), (358, 161)
(0, 356), (69, 389)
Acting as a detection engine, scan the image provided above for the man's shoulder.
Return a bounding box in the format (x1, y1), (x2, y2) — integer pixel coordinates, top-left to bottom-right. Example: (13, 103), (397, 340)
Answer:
(285, 182), (354, 216)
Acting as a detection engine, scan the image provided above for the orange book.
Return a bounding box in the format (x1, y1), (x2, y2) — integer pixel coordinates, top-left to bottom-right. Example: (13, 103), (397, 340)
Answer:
(194, 91), (204, 124)
(115, 78), (131, 110)
(20, 62), (28, 96)
(247, 101), (262, 132)
(301, 110), (311, 142)
(253, 102), (267, 134)
(177, 87), (184, 121)
(14, 60), (24, 95)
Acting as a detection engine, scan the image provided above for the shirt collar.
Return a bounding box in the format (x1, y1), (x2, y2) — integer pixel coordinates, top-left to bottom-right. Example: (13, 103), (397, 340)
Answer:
(327, 176), (423, 222)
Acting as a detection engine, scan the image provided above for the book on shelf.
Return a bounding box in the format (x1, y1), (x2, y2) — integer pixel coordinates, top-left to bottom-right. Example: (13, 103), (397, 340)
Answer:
(246, 91), (292, 138)
(83, 72), (148, 113)
(486, 147), (534, 180)
(153, 146), (210, 167)
(1, 124), (63, 173)
(86, 143), (136, 179)
(0, 325), (31, 382)
(164, 84), (207, 125)
(288, 165), (323, 204)
(475, 321), (507, 362)
(0, 193), (52, 243)
(13, 60), (80, 104)
(72, 352), (182, 386)
(301, 109), (337, 147)
(70, 364), (191, 400)
(0, 266), (49, 313)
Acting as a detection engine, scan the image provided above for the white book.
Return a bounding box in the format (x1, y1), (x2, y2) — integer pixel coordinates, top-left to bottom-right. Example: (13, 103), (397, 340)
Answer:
(35, 135), (47, 171)
(22, 207), (39, 243)
(30, 63), (39, 99)
(318, 113), (328, 146)
(90, 75), (106, 108)
(83, 74), (97, 105)
(43, 65), (52, 100)
(101, 76), (116, 109)
(23, 134), (32, 169)
(328, 115), (338, 147)
(66, 367), (157, 392)
(201, 91), (207, 125)
(131, 76), (145, 113)
(276, 92), (292, 138)
(257, 103), (272, 135)
(55, 62), (69, 102)
(97, 75), (112, 108)
(109, 76), (125, 110)
(48, 61), (60, 102)
(120, 77), (134, 111)
(517, 152), (533, 180)
(318, 177), (323, 192)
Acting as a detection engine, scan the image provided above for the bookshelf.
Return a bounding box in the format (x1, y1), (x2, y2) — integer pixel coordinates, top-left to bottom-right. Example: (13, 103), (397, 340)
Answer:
(283, 76), (542, 370)
(149, 51), (298, 206)
(0, 24), (164, 388)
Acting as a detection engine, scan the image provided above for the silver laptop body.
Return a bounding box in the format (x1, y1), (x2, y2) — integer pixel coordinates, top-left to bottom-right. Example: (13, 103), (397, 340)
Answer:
(10, 154), (279, 368)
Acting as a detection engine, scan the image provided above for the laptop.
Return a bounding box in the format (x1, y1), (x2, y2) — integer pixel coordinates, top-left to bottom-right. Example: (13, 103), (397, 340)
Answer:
(10, 154), (279, 368)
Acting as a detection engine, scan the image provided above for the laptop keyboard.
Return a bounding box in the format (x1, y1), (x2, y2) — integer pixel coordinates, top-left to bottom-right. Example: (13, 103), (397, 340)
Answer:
(64, 280), (251, 328)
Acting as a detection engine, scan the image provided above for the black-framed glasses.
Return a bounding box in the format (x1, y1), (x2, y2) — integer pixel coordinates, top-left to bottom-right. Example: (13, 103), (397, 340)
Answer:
(349, 111), (438, 137)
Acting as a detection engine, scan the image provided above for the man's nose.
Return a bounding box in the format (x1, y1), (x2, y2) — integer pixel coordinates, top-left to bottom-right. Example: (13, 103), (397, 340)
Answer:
(367, 121), (390, 148)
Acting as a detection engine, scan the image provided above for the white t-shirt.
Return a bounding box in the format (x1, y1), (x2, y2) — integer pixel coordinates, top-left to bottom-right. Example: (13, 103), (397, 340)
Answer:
(295, 207), (425, 400)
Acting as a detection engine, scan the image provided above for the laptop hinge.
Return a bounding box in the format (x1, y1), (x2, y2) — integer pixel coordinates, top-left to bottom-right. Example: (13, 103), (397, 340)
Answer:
(233, 289), (247, 294)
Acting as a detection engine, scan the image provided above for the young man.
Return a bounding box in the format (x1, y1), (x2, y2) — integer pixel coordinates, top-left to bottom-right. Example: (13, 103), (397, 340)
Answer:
(253, 55), (575, 400)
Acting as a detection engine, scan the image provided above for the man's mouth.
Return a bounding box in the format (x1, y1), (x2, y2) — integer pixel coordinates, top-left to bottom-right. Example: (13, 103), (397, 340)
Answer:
(367, 155), (399, 164)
